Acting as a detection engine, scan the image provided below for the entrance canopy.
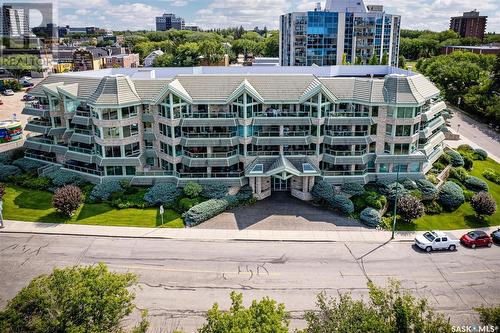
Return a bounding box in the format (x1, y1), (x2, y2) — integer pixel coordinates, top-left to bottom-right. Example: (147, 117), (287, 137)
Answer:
(245, 155), (321, 178)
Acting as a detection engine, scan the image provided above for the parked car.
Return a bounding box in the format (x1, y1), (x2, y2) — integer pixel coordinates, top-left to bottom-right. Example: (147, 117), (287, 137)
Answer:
(22, 94), (35, 101)
(21, 81), (34, 87)
(2, 89), (14, 96)
(415, 231), (459, 252)
(491, 229), (500, 244)
(460, 230), (493, 248)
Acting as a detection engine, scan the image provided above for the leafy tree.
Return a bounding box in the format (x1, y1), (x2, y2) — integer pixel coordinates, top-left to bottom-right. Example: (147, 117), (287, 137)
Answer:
(199, 291), (289, 333)
(381, 52), (389, 65)
(397, 195), (425, 223)
(199, 39), (225, 64)
(341, 53), (347, 65)
(183, 182), (203, 198)
(0, 55), (42, 79)
(232, 39), (259, 56)
(368, 54), (379, 65)
(0, 264), (148, 333)
(439, 181), (465, 211)
(301, 279), (451, 333)
(311, 180), (333, 204)
(340, 182), (364, 196)
(262, 33), (279, 57)
(475, 305), (500, 329)
(52, 185), (83, 217)
(241, 31), (262, 42)
(470, 191), (497, 218)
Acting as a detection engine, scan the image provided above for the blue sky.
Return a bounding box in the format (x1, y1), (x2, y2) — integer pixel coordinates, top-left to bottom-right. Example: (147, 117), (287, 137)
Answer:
(21, 0), (500, 32)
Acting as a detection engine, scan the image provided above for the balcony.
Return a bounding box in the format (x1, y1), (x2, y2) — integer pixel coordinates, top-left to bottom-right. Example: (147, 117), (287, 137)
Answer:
(24, 151), (56, 163)
(252, 131), (312, 145)
(254, 111), (309, 118)
(182, 112), (237, 119)
(324, 149), (367, 156)
(25, 119), (52, 134)
(247, 151), (281, 156)
(283, 150), (316, 156)
(329, 111), (370, 118)
(419, 131), (446, 155)
(66, 146), (96, 164)
(72, 111), (92, 126)
(63, 164), (104, 176)
(181, 132), (239, 147)
(322, 169), (367, 177)
(323, 149), (370, 164)
(420, 116), (445, 139)
(24, 136), (54, 152)
(22, 102), (50, 117)
(183, 132), (237, 138)
(177, 171), (244, 179)
(183, 150), (238, 158)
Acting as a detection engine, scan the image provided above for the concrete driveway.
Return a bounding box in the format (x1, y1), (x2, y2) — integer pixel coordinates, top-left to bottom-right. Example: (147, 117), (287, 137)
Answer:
(195, 192), (365, 231)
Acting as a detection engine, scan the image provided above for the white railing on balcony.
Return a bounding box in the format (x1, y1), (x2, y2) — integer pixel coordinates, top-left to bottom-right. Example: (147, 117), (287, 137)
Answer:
(329, 111), (370, 118)
(25, 102), (50, 110)
(325, 130), (369, 137)
(64, 164), (103, 176)
(68, 146), (95, 154)
(253, 131), (310, 137)
(183, 150), (238, 158)
(322, 169), (367, 176)
(324, 149), (367, 156)
(254, 111), (310, 118)
(183, 132), (237, 138)
(182, 112), (237, 119)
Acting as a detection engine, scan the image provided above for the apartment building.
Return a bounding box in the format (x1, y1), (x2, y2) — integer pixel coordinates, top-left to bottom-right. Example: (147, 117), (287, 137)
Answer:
(1, 4), (29, 37)
(22, 66), (446, 201)
(156, 13), (185, 31)
(450, 10), (487, 40)
(280, 0), (400, 67)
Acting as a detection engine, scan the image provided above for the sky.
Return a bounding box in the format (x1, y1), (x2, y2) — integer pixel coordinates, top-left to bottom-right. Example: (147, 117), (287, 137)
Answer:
(18, 0), (500, 32)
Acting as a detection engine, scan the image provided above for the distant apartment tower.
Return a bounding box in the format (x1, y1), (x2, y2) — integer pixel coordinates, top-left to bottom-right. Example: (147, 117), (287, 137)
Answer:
(156, 13), (185, 31)
(280, 0), (400, 66)
(1, 4), (30, 37)
(450, 10), (487, 40)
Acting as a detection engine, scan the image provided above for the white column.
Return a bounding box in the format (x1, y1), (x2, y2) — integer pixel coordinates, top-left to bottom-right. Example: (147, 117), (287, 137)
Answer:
(256, 177), (262, 195)
(302, 176), (309, 193)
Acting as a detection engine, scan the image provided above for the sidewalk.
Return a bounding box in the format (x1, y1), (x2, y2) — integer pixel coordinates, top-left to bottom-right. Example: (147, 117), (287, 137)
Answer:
(1, 220), (497, 243)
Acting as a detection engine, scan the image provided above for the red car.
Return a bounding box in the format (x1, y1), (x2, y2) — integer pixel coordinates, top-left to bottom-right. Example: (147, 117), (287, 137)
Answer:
(460, 230), (493, 248)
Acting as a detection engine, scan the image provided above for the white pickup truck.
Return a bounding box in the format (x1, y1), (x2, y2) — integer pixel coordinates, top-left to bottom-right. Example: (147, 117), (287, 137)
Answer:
(414, 231), (459, 252)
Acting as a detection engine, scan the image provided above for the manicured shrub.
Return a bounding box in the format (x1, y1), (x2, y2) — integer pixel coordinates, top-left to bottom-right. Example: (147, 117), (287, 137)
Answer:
(47, 170), (86, 188)
(0, 182), (5, 199)
(236, 185), (254, 201)
(224, 195), (239, 209)
(470, 192), (497, 218)
(432, 162), (446, 172)
(52, 185), (83, 217)
(463, 190), (475, 202)
(449, 167), (468, 182)
(464, 176), (489, 192)
(360, 208), (381, 228)
(438, 153), (451, 165)
(457, 144), (474, 153)
(416, 179), (438, 200)
(340, 182), (364, 196)
(426, 173), (439, 185)
(90, 180), (123, 202)
(382, 183), (408, 202)
(144, 183), (181, 206)
(0, 154), (10, 165)
(183, 182), (203, 199)
(202, 183), (228, 199)
(474, 149), (488, 161)
(352, 191), (386, 211)
(446, 150), (464, 167)
(462, 155), (473, 171)
(328, 195), (354, 215)
(12, 158), (45, 173)
(482, 169), (500, 184)
(409, 189), (423, 200)
(401, 178), (418, 190)
(439, 181), (465, 211)
(110, 189), (148, 209)
(11, 174), (51, 190)
(177, 197), (202, 212)
(424, 200), (443, 215)
(397, 195), (425, 223)
(0, 164), (22, 181)
(184, 199), (229, 227)
(311, 180), (333, 203)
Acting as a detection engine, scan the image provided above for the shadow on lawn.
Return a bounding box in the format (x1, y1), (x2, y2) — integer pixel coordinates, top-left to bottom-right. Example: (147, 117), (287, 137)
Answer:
(464, 214), (492, 229)
(13, 191), (53, 210)
(75, 203), (112, 221)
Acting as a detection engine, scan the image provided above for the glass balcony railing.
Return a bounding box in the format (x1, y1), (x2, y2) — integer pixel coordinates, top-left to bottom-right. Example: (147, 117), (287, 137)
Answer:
(322, 169), (367, 176)
(182, 132), (237, 138)
(254, 111), (310, 118)
(28, 119), (51, 127)
(324, 149), (367, 156)
(182, 112), (237, 119)
(24, 151), (56, 162)
(75, 110), (91, 117)
(25, 102), (50, 110)
(64, 164), (103, 176)
(183, 150), (238, 158)
(329, 111), (370, 118)
(68, 146), (95, 154)
(26, 136), (54, 144)
(283, 150), (316, 156)
(177, 171), (244, 178)
(325, 130), (369, 137)
(247, 151), (281, 156)
(253, 131), (310, 137)
(74, 128), (92, 135)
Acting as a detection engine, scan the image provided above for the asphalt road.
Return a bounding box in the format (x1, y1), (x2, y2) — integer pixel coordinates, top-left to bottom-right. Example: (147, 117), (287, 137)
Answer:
(0, 233), (499, 333)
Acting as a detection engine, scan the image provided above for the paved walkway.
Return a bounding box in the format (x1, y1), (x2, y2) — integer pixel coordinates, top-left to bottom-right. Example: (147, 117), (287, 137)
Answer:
(196, 192), (362, 230)
(1, 219), (498, 243)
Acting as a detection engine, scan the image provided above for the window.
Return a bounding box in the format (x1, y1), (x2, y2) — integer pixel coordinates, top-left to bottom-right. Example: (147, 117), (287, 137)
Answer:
(384, 142), (391, 154)
(409, 163), (421, 172)
(101, 108), (119, 120)
(395, 125), (411, 136)
(95, 144), (103, 157)
(159, 123), (169, 136)
(385, 124), (393, 135)
(394, 144), (409, 155)
(106, 166), (123, 176)
(123, 123), (139, 137)
(103, 127), (120, 139)
(413, 123), (420, 134)
(396, 107), (414, 118)
(379, 164), (388, 173)
(372, 106), (379, 117)
(105, 146), (121, 158)
(122, 106), (137, 118)
(393, 164), (408, 172)
(125, 166), (136, 175)
(124, 142), (140, 157)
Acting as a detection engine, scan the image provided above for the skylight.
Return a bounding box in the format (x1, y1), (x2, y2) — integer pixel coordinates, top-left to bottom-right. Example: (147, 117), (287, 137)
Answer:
(302, 163), (316, 174)
(250, 164), (264, 175)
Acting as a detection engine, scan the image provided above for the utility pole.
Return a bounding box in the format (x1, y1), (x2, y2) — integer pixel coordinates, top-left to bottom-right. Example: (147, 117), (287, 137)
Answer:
(391, 168), (400, 239)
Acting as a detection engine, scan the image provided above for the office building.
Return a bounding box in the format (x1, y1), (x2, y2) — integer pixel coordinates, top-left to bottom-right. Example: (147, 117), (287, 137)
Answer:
(156, 13), (185, 31)
(280, 0), (401, 66)
(450, 10), (487, 40)
(22, 66), (446, 201)
(442, 44), (500, 56)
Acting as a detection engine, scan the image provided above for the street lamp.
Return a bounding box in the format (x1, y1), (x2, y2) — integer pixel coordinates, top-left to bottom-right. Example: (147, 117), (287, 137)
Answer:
(391, 167), (400, 240)
(457, 124), (461, 134)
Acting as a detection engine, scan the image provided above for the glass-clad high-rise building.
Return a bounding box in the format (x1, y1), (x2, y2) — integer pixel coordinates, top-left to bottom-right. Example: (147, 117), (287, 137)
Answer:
(280, 0), (400, 66)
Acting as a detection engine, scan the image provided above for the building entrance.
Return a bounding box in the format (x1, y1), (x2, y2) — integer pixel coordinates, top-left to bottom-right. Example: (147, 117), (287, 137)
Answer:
(272, 177), (290, 191)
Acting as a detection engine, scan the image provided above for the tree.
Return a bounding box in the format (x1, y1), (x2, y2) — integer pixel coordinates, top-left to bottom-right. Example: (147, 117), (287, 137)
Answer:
(381, 52), (389, 65)
(301, 279), (452, 333)
(183, 182), (203, 198)
(0, 182), (5, 200)
(470, 192), (497, 218)
(52, 185), (83, 217)
(231, 39), (259, 56)
(199, 291), (289, 333)
(439, 181), (465, 211)
(355, 56), (362, 65)
(262, 33), (279, 57)
(341, 53), (347, 65)
(311, 180), (333, 204)
(475, 305), (500, 329)
(0, 54), (42, 79)
(368, 54), (379, 65)
(397, 195), (425, 223)
(0, 264), (149, 333)
(199, 39), (225, 64)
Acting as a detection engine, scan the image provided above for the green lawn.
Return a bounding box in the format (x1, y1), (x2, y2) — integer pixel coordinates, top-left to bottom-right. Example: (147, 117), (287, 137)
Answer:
(3, 185), (184, 228)
(400, 158), (500, 231)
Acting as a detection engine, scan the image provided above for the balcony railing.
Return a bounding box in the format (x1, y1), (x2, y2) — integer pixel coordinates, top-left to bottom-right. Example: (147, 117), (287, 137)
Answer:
(182, 132), (237, 138)
(247, 151), (281, 156)
(25, 151), (56, 162)
(28, 119), (51, 127)
(64, 164), (103, 176)
(25, 102), (50, 110)
(324, 149), (367, 156)
(177, 171), (244, 178)
(283, 150), (316, 156)
(253, 131), (310, 137)
(68, 146), (94, 154)
(183, 150), (238, 158)
(325, 130), (369, 137)
(26, 136), (54, 144)
(254, 111), (310, 118)
(74, 128), (93, 135)
(182, 112), (237, 119)
(322, 170), (367, 176)
(329, 111), (370, 118)
(75, 110), (91, 117)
